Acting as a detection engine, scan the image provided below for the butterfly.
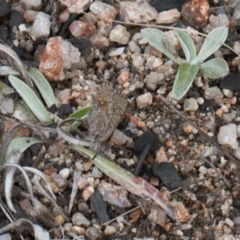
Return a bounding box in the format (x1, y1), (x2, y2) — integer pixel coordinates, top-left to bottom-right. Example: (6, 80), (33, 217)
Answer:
(86, 83), (128, 144)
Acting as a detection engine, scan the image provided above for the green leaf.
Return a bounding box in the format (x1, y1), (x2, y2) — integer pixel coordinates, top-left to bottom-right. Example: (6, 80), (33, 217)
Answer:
(8, 75), (52, 122)
(200, 58), (229, 79)
(5, 137), (43, 162)
(192, 26), (228, 64)
(176, 30), (196, 62)
(28, 68), (58, 108)
(67, 105), (93, 130)
(173, 63), (200, 100)
(141, 28), (185, 64)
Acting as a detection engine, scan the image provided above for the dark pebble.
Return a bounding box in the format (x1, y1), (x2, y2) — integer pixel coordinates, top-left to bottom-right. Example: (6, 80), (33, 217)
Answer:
(0, 25), (8, 41)
(10, 10), (24, 27)
(152, 162), (182, 190)
(58, 104), (73, 115)
(69, 37), (93, 58)
(90, 190), (110, 222)
(48, 104), (58, 114)
(0, 0), (10, 18)
(134, 132), (160, 154)
(220, 73), (240, 91)
(150, 0), (189, 11)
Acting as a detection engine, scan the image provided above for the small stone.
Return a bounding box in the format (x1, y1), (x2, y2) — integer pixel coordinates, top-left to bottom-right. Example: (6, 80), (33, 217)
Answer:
(86, 227), (100, 240)
(91, 167), (103, 178)
(136, 92), (153, 109)
(181, 0), (209, 30)
(225, 218), (234, 227)
(118, 71), (130, 85)
(145, 71), (164, 91)
(110, 129), (129, 145)
(71, 226), (85, 235)
(234, 216), (240, 225)
(62, 0), (92, 14)
(24, 10), (38, 22)
(128, 40), (141, 54)
(156, 9), (181, 24)
(22, 0), (42, 9)
(217, 123), (238, 149)
(119, 1), (158, 23)
(78, 177), (88, 189)
(109, 47), (125, 57)
(104, 226), (116, 235)
(51, 173), (67, 188)
(57, 89), (71, 102)
(223, 89), (233, 98)
(59, 168), (70, 179)
(90, 1), (117, 22)
(90, 33), (110, 48)
(82, 186), (94, 200)
(98, 181), (132, 208)
(109, 25), (131, 44)
(69, 20), (96, 38)
(55, 215), (65, 225)
(64, 223), (72, 232)
(183, 98), (199, 111)
(1, 98), (14, 114)
(204, 86), (223, 100)
(132, 55), (144, 69)
(148, 206), (167, 227)
(72, 212), (90, 227)
(39, 37), (80, 81)
(30, 12), (51, 39)
(58, 9), (70, 23)
(146, 56), (163, 70)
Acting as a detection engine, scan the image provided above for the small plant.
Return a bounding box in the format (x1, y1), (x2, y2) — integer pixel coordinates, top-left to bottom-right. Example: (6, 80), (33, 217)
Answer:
(141, 26), (229, 100)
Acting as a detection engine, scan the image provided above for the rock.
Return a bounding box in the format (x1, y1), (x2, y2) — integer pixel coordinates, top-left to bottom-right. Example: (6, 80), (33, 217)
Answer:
(104, 226), (116, 235)
(1, 98), (14, 114)
(150, 0), (189, 11)
(145, 71), (164, 91)
(0, 0), (9, 18)
(0, 25), (8, 41)
(90, 33), (110, 48)
(57, 88), (71, 102)
(183, 98), (199, 111)
(72, 212), (90, 227)
(118, 71), (130, 85)
(21, 0), (42, 9)
(109, 25), (131, 45)
(24, 10), (38, 22)
(146, 56), (163, 70)
(91, 167), (102, 178)
(86, 227), (100, 240)
(39, 36), (80, 81)
(136, 92), (153, 109)
(110, 129), (129, 145)
(10, 10), (24, 27)
(82, 186), (94, 200)
(69, 20), (96, 38)
(217, 123), (238, 150)
(208, 13), (229, 28)
(220, 73), (240, 91)
(152, 162), (182, 190)
(128, 40), (141, 54)
(51, 172), (67, 188)
(204, 86), (223, 100)
(132, 55), (144, 69)
(90, 1), (117, 22)
(181, 0), (209, 30)
(109, 47), (125, 57)
(147, 206), (167, 227)
(119, 1), (158, 23)
(90, 190), (110, 222)
(30, 12), (51, 39)
(62, 0), (92, 14)
(156, 8), (181, 24)
(98, 181), (131, 208)
(0, 233), (11, 240)
(59, 168), (70, 179)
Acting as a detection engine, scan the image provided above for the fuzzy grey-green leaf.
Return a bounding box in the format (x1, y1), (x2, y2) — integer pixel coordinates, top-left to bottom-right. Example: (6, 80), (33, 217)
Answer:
(28, 68), (58, 108)
(173, 63), (200, 100)
(176, 30), (196, 62)
(192, 26), (228, 64)
(8, 75), (52, 122)
(141, 28), (185, 64)
(200, 58), (229, 79)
